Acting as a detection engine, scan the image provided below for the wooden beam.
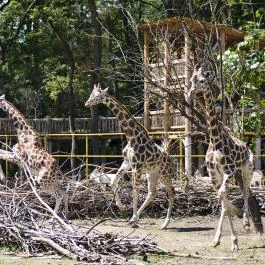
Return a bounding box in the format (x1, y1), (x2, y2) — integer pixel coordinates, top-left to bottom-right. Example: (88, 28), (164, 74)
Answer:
(184, 33), (192, 177)
(163, 37), (170, 132)
(138, 16), (247, 43)
(219, 30), (227, 124)
(143, 30), (151, 131)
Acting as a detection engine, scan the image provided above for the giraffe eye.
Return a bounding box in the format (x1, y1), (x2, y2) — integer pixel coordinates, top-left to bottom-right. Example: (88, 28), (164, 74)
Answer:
(199, 79), (205, 83)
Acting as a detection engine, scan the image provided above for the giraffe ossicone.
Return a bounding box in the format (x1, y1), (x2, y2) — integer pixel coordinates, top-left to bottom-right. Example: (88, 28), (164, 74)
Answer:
(190, 65), (263, 251)
(85, 84), (176, 229)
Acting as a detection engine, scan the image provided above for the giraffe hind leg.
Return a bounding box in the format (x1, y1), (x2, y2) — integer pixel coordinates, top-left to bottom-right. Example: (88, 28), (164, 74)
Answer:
(63, 193), (69, 218)
(160, 177), (175, 229)
(111, 160), (131, 212)
(235, 171), (263, 233)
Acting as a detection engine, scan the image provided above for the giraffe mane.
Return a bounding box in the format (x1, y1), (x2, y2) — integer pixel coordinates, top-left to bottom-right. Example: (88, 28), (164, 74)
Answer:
(3, 99), (39, 136)
(108, 95), (149, 134)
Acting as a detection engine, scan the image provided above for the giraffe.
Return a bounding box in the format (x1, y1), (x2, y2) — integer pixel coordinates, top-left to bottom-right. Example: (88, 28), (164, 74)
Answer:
(0, 95), (68, 215)
(85, 84), (176, 229)
(189, 66), (263, 250)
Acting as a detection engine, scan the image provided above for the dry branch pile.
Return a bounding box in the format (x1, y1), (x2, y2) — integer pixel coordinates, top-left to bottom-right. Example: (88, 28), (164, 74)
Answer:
(0, 181), (168, 263)
(69, 177), (265, 219)
(0, 176), (264, 263)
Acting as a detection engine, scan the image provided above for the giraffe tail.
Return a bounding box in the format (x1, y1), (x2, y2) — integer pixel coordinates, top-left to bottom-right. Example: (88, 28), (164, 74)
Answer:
(248, 190), (264, 234)
(234, 172), (263, 234)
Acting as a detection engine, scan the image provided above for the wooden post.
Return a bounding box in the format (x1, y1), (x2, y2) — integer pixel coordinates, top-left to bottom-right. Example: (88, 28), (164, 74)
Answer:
(184, 33), (192, 178)
(179, 136), (183, 180)
(254, 41), (261, 170)
(85, 135), (89, 177)
(143, 30), (151, 131)
(5, 136), (8, 178)
(220, 30), (227, 124)
(163, 37), (170, 132)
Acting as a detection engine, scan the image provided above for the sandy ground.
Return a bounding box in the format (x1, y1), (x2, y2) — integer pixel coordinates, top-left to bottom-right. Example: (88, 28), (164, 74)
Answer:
(79, 215), (265, 264)
(0, 216), (264, 264)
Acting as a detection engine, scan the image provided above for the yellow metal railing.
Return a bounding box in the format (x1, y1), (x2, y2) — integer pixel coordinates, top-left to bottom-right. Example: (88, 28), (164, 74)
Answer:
(0, 132), (264, 178)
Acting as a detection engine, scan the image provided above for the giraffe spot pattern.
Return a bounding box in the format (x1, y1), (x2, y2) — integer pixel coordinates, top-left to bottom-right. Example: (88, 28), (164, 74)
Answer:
(128, 119), (135, 129)
(124, 113), (130, 120)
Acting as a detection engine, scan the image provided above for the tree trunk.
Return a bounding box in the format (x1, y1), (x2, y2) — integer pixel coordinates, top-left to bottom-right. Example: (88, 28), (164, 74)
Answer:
(48, 20), (76, 175)
(106, 14), (118, 97)
(90, 0), (102, 165)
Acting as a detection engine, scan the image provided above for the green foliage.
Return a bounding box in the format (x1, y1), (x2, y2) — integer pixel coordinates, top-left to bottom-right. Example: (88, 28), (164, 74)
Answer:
(0, 0), (264, 122)
(222, 27), (265, 134)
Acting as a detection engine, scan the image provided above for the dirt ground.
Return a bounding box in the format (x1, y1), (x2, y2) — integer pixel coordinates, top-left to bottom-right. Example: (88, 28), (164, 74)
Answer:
(1, 216), (264, 265)
(86, 216), (265, 264)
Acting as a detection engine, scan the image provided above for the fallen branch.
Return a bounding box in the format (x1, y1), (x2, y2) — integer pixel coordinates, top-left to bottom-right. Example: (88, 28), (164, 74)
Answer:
(32, 236), (78, 260)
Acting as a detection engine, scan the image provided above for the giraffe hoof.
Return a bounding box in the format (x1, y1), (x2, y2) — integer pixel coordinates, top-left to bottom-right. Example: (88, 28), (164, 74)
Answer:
(243, 223), (251, 232)
(131, 222), (139, 228)
(160, 220), (170, 230)
(231, 244), (239, 251)
(213, 241), (220, 248)
(128, 217), (137, 224)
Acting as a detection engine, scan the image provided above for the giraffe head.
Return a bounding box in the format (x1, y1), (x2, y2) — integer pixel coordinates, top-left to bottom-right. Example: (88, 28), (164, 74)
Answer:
(0, 94), (5, 101)
(189, 67), (210, 97)
(0, 94), (6, 108)
(85, 84), (109, 107)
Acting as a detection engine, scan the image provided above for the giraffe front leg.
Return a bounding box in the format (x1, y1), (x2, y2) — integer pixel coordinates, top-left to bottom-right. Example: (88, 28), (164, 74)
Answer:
(129, 184), (140, 228)
(217, 173), (240, 250)
(213, 200), (225, 247)
(130, 174), (158, 228)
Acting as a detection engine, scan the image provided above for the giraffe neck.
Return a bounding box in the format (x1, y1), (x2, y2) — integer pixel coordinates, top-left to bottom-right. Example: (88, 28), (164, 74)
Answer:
(104, 95), (148, 141)
(0, 99), (39, 139)
(203, 88), (222, 149)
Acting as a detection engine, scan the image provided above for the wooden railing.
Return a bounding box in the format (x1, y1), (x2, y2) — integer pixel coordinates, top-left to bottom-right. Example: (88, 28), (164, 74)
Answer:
(0, 112), (186, 135)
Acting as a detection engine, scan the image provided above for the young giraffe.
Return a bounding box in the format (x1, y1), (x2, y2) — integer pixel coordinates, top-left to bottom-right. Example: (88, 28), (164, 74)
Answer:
(0, 95), (68, 215)
(189, 67), (263, 250)
(85, 84), (176, 229)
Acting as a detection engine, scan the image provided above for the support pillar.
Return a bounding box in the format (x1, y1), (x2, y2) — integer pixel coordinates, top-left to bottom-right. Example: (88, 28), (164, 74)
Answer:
(255, 137), (261, 170)
(184, 33), (192, 177)
(163, 36), (171, 132)
(143, 30), (151, 131)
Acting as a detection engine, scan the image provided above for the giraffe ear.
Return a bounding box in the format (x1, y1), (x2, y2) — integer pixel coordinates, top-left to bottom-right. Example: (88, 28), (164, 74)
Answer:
(104, 87), (109, 93)
(205, 71), (210, 78)
(193, 63), (200, 71)
(0, 94), (5, 100)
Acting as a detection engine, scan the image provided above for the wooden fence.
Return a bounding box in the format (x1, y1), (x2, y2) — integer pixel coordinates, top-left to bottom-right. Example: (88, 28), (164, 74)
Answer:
(0, 112), (186, 135)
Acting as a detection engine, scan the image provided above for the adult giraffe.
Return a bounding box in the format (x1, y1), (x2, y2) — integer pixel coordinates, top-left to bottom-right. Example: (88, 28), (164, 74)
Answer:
(85, 84), (176, 229)
(0, 95), (68, 215)
(189, 66), (263, 250)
